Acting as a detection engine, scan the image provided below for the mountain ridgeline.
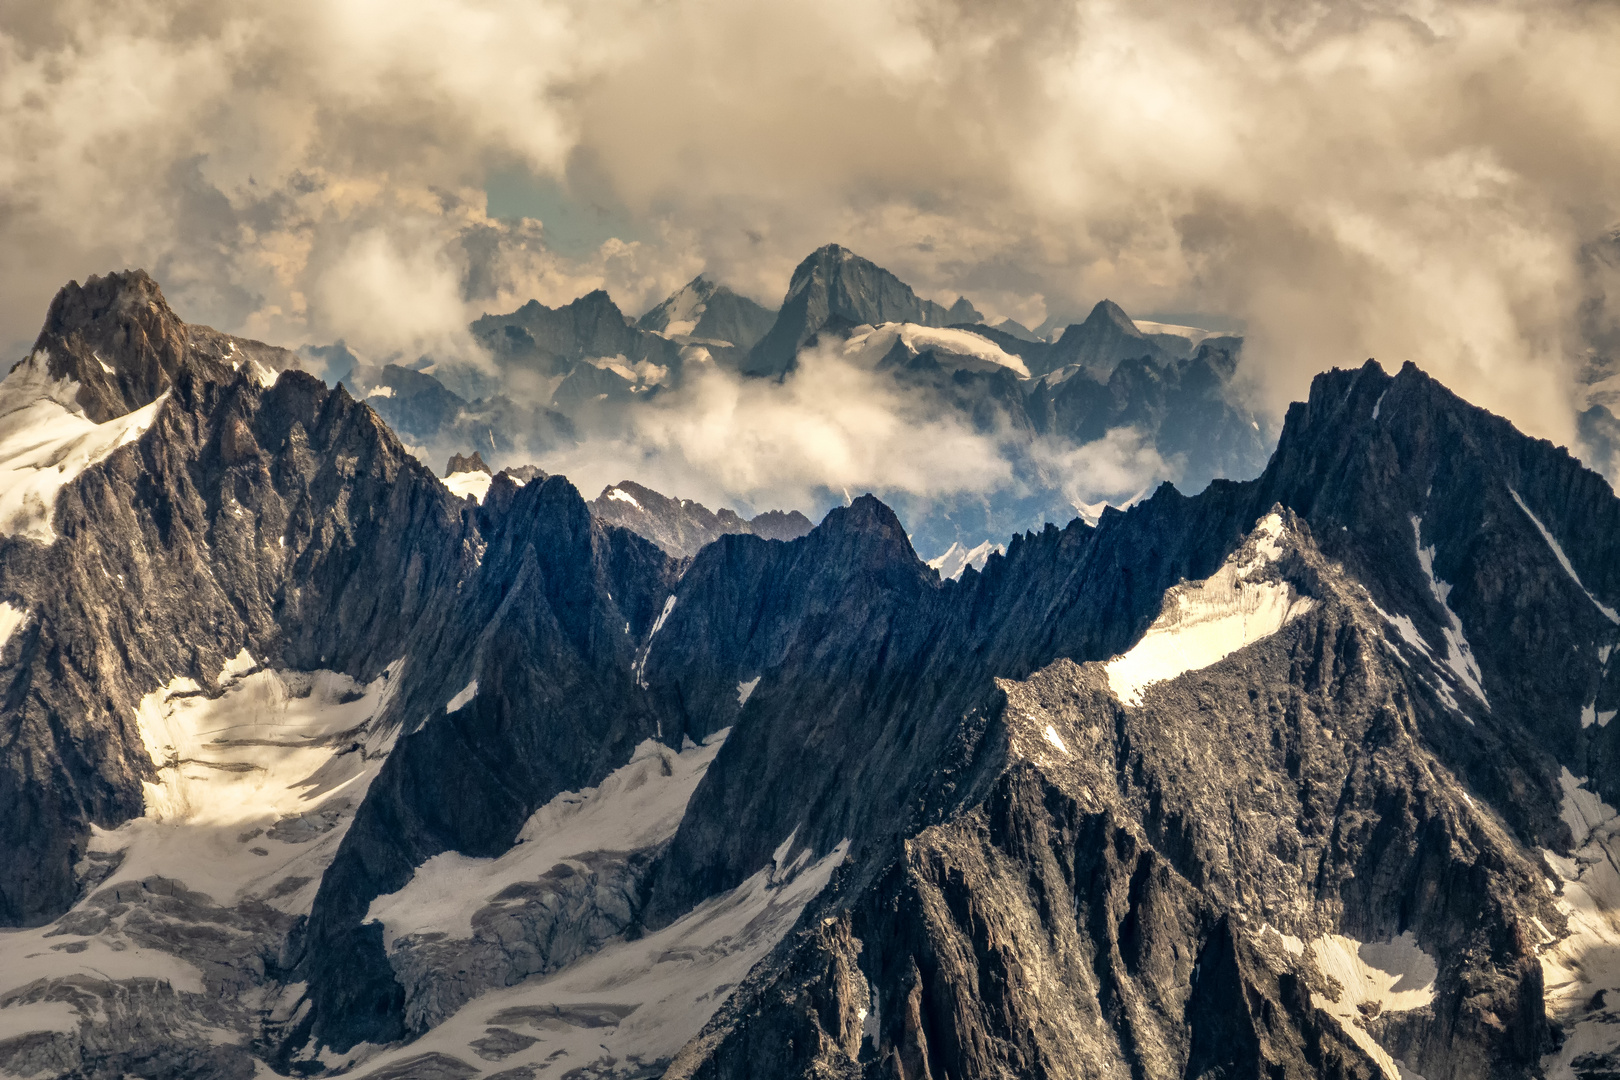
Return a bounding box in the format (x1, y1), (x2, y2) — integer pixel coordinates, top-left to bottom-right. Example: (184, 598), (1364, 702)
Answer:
(343, 243), (1268, 558)
(0, 271), (1616, 1080)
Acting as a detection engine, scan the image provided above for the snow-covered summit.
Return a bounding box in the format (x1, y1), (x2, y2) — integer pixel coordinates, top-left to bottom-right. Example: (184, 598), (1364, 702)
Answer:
(927, 538), (1005, 580)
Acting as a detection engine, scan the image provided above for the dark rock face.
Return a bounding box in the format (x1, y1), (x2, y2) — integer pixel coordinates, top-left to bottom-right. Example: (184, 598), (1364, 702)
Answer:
(744, 245), (957, 377)
(588, 480), (813, 558)
(289, 471), (677, 1055)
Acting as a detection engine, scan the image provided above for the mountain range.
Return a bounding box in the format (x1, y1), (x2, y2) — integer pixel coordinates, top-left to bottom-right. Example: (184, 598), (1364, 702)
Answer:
(0, 268), (1617, 1080)
(338, 243), (1270, 559)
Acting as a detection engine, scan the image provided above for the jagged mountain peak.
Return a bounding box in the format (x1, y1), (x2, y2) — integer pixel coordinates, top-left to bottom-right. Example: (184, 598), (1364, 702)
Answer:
(637, 274), (776, 351)
(1037, 297), (1160, 379)
(745, 245), (956, 376)
(1083, 297), (1143, 334)
(26, 269), (301, 424)
(29, 269), (202, 423)
(802, 492), (919, 567)
(39, 268), (171, 337)
(947, 294), (985, 323)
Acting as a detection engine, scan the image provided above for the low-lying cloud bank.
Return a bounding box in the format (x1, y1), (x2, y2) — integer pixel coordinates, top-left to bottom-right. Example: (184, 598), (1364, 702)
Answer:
(5, 0), (1619, 502)
(428, 341), (1170, 532)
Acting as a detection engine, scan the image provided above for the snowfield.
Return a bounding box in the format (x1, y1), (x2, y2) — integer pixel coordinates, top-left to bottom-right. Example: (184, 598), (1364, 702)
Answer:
(0, 350), (168, 543)
(842, 323), (1031, 379)
(1104, 513), (1314, 705)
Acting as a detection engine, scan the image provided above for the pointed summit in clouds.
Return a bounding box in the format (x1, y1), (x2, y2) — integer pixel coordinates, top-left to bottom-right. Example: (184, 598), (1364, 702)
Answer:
(743, 244), (958, 377)
(637, 275), (777, 350)
(1038, 298), (1162, 379)
(946, 295), (984, 324)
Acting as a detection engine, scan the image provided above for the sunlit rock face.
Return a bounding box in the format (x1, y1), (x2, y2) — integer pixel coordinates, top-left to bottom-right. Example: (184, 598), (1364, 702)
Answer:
(0, 273), (1617, 1080)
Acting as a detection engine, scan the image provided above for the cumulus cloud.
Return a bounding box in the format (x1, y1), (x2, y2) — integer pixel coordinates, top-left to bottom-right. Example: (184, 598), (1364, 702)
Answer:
(1029, 428), (1173, 520)
(533, 343), (1016, 514)
(3, 0), (1618, 457)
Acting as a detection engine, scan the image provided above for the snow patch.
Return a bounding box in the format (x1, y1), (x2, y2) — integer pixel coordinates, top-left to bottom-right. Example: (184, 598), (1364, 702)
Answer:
(1371, 389), (1387, 420)
(842, 323), (1031, 378)
(1366, 595), (1470, 720)
(134, 662), (398, 846)
(0, 351), (169, 543)
(1258, 923), (1305, 957)
(368, 730), (730, 948)
(635, 595), (678, 688)
(1104, 513), (1314, 706)
(1411, 516), (1489, 707)
(737, 676), (761, 706)
(1043, 724), (1068, 755)
(0, 661), (400, 1016)
(649, 594), (677, 640)
(1541, 770), (1620, 1079)
(649, 280), (708, 339)
(245, 359), (280, 388)
(0, 600), (27, 652)
(0, 999), (80, 1038)
(446, 679), (477, 713)
(1310, 932), (1437, 1080)
(443, 470), (492, 503)
(1131, 319), (1221, 347)
(927, 539), (1004, 580)
(1509, 487), (1620, 624)
(356, 829), (847, 1079)
(607, 486), (643, 510)
(219, 647), (257, 680)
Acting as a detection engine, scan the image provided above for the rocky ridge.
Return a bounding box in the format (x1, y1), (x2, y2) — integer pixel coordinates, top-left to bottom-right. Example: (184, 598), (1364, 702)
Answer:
(589, 480), (814, 559)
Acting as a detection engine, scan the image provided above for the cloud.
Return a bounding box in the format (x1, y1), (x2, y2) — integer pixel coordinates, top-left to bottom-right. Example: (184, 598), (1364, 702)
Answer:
(533, 343), (1016, 514)
(3, 0), (1618, 461)
(1029, 428), (1173, 517)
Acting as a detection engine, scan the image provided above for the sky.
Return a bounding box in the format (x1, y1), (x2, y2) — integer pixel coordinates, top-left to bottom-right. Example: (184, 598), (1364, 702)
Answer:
(3, 0), (1618, 472)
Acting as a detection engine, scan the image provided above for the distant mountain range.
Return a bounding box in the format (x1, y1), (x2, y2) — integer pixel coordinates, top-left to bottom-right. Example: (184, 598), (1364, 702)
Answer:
(337, 243), (1270, 558)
